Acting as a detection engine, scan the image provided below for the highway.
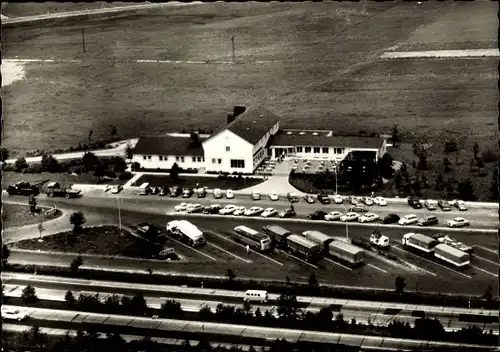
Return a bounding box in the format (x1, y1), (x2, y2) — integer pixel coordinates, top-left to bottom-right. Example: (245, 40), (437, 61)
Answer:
(4, 193), (498, 296)
(3, 273), (498, 333)
(3, 305), (497, 351)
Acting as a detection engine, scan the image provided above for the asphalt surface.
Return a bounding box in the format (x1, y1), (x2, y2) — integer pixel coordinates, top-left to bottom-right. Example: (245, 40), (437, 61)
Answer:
(4, 305), (497, 350)
(4, 193), (498, 296)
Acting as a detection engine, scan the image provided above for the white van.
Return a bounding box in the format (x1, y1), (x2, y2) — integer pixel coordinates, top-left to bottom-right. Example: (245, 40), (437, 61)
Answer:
(244, 290), (269, 303)
(138, 183), (150, 195)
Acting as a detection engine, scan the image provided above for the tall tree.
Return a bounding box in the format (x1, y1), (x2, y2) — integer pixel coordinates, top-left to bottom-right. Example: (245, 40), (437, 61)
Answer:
(457, 178), (475, 201)
(394, 276), (406, 295)
(434, 173), (444, 191)
(29, 195), (37, 214)
(170, 162), (180, 183)
(0, 148), (9, 162)
(13, 156), (28, 172)
(391, 125), (400, 148)
(110, 125), (118, 140)
(124, 143), (133, 160)
(82, 152), (99, 172)
(377, 153), (394, 179)
(69, 211), (86, 235)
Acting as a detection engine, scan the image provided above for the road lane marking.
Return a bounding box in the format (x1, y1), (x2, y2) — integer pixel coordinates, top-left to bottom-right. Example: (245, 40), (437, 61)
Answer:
(167, 237), (216, 261)
(367, 263), (387, 274)
(206, 242), (252, 263)
(323, 257), (353, 271)
(471, 265), (498, 278)
(279, 251), (318, 269)
(473, 255), (499, 266)
(473, 245), (497, 254)
(393, 246), (471, 279)
(205, 230), (283, 266)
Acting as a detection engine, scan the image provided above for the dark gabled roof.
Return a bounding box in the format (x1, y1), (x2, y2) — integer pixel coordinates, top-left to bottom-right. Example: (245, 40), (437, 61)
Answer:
(204, 107), (280, 145)
(268, 130), (384, 149)
(133, 136), (206, 156)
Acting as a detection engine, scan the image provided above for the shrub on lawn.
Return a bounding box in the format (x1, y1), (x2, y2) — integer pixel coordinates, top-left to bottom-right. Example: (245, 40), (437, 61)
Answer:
(2, 163), (13, 171)
(65, 290), (76, 306)
(481, 147), (497, 163)
(70, 256), (84, 272)
(21, 284), (39, 304)
(13, 156), (28, 172)
(22, 164), (44, 174)
(117, 171), (133, 180)
(159, 299), (183, 318)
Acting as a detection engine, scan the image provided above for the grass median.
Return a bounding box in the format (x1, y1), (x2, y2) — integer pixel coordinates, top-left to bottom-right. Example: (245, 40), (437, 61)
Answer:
(2, 203), (62, 228)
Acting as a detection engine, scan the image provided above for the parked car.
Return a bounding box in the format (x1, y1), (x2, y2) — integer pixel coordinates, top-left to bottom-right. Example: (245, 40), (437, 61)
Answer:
(151, 186), (161, 195)
(408, 197), (422, 209)
(175, 203), (192, 212)
(182, 188), (193, 198)
(169, 186), (181, 197)
(213, 188), (223, 199)
(381, 213), (400, 224)
(332, 194), (343, 204)
(220, 204), (237, 215)
(418, 215), (438, 227)
(269, 191), (279, 201)
(244, 206), (264, 216)
(261, 208), (278, 218)
(186, 204), (204, 214)
(348, 205), (368, 213)
(202, 204), (221, 214)
(303, 194), (315, 204)
(455, 200), (468, 211)
(398, 214), (418, 226)
(340, 212), (359, 222)
(159, 186), (168, 196)
(226, 189), (235, 199)
(424, 199), (437, 210)
(317, 193), (330, 204)
(447, 217), (470, 228)
(287, 192), (299, 202)
(325, 211), (343, 221)
(1, 306), (29, 321)
(362, 197), (374, 206)
(373, 196), (387, 206)
(252, 190), (261, 201)
(438, 199), (452, 211)
(279, 208), (296, 218)
(233, 206), (246, 216)
(196, 188), (207, 198)
(358, 213), (379, 223)
(307, 210), (327, 220)
(111, 185), (123, 194)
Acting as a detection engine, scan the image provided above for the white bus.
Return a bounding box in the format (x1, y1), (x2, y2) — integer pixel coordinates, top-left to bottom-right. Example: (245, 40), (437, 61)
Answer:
(166, 220), (205, 247)
(234, 225), (272, 252)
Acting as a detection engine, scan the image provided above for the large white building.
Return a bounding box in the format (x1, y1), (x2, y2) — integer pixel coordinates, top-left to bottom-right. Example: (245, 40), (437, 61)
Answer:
(132, 106), (387, 173)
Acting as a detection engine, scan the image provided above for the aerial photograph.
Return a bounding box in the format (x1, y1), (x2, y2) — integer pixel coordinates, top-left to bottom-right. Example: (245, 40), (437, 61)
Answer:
(1, 1), (498, 351)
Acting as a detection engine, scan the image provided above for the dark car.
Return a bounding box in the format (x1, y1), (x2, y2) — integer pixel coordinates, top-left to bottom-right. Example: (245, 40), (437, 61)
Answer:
(308, 210), (327, 220)
(203, 204), (221, 214)
(279, 209), (296, 218)
(408, 197), (422, 209)
(169, 186), (181, 197)
(438, 199), (452, 211)
(303, 195), (315, 204)
(287, 192), (299, 203)
(417, 215), (438, 227)
(381, 213), (400, 224)
(159, 186), (169, 196)
(348, 205), (368, 213)
(317, 193), (331, 204)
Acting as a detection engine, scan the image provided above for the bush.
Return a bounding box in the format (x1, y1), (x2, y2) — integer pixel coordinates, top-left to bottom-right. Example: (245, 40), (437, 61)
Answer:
(14, 156), (28, 172)
(70, 256), (84, 272)
(118, 171), (133, 180)
(481, 147), (497, 163)
(22, 164), (43, 174)
(2, 163), (13, 171)
(21, 284), (39, 304)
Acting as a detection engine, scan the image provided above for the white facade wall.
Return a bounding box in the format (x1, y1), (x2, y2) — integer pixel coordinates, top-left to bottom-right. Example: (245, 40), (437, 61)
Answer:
(252, 121), (280, 169)
(202, 130), (254, 174)
(271, 145), (381, 162)
(132, 154), (205, 170)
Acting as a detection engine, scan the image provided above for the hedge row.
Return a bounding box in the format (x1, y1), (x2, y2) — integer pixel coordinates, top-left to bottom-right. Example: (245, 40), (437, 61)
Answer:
(4, 264), (498, 310)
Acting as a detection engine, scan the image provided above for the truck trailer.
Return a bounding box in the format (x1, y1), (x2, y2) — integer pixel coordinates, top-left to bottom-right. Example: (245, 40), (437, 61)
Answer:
(301, 230), (334, 253)
(402, 233), (438, 254)
(433, 234), (473, 254)
(434, 243), (470, 268)
(262, 225), (292, 248)
(166, 220), (205, 247)
(328, 240), (366, 266)
(285, 234), (320, 261)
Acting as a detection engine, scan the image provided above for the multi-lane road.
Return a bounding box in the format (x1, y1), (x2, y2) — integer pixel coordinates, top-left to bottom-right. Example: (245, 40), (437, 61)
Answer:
(4, 191), (499, 296)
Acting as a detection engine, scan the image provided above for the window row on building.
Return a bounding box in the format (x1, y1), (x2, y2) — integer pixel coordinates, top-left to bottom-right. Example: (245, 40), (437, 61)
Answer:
(143, 155), (205, 163)
(295, 146), (345, 154)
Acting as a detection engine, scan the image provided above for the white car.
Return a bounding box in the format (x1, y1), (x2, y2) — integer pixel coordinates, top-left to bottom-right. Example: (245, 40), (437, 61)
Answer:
(373, 197), (387, 206)
(186, 204), (203, 213)
(269, 191), (279, 201)
(261, 208), (278, 218)
(398, 214), (418, 226)
(219, 204), (237, 215)
(340, 212), (359, 222)
(447, 217), (470, 228)
(226, 189), (235, 199)
(363, 197), (374, 206)
(1, 306), (29, 321)
(332, 194), (343, 204)
(358, 213), (379, 223)
(174, 203), (192, 212)
(244, 206), (264, 216)
(325, 211), (343, 221)
(455, 200), (468, 211)
(232, 206), (246, 216)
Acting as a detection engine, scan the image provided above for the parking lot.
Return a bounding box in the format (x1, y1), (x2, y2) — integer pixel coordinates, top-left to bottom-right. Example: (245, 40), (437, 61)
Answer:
(290, 158), (339, 174)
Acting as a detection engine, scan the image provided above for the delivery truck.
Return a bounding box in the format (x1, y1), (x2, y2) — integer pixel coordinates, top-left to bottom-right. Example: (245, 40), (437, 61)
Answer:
(301, 230), (335, 253)
(402, 233), (438, 254)
(45, 182), (81, 199)
(434, 243), (470, 268)
(166, 220), (205, 247)
(328, 240), (366, 267)
(262, 225), (292, 249)
(284, 234), (320, 261)
(433, 234), (473, 254)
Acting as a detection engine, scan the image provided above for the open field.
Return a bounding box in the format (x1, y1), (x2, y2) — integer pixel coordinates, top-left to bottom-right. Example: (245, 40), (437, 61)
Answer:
(0, 2), (137, 18)
(2, 203), (62, 228)
(2, 1), (497, 157)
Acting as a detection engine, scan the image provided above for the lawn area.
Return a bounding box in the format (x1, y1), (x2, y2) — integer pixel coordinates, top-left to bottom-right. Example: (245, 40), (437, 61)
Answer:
(10, 225), (171, 260)
(1, 2), (137, 17)
(2, 203), (62, 228)
(131, 174), (263, 190)
(2, 171), (129, 188)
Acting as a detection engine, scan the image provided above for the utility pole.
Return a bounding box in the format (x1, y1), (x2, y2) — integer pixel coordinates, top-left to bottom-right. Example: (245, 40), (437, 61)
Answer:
(231, 36), (235, 63)
(81, 29), (86, 53)
(116, 196), (122, 233)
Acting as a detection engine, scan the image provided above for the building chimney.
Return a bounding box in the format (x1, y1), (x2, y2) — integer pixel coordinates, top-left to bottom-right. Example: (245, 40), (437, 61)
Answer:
(227, 113), (235, 124)
(233, 105), (246, 118)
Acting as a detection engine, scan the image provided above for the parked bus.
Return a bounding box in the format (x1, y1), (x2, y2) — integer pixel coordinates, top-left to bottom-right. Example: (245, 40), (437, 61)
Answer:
(262, 225), (292, 249)
(233, 225), (272, 252)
